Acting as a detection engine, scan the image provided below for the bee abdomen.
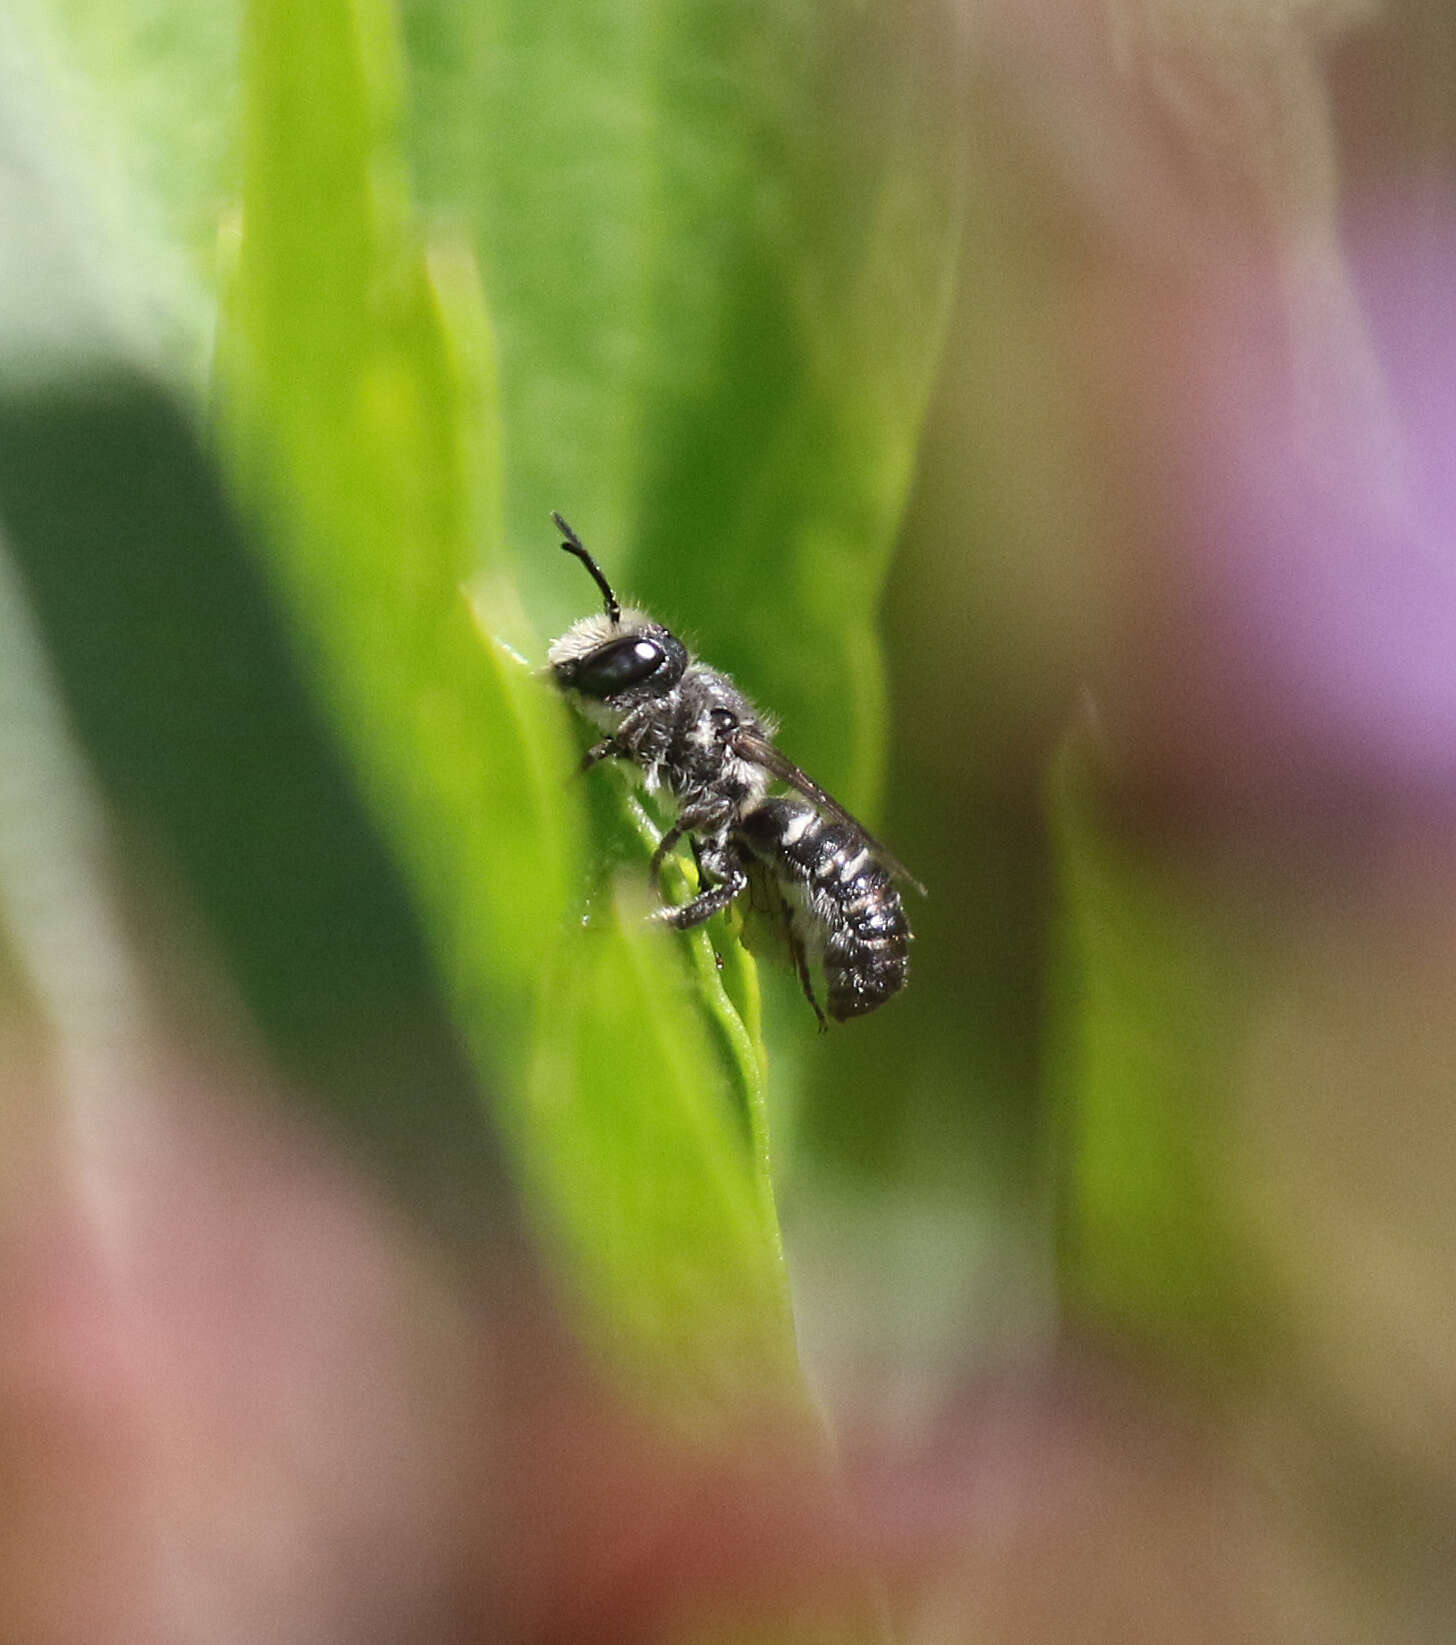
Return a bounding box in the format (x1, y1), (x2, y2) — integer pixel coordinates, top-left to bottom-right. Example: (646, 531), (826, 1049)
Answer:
(739, 798), (909, 1021)
(823, 932), (906, 1018)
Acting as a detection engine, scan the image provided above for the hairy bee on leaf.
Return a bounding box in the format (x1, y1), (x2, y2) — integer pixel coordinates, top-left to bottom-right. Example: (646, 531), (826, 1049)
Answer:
(546, 513), (918, 1025)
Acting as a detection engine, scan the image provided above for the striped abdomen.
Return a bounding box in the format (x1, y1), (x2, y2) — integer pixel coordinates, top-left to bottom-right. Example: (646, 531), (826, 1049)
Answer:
(738, 797), (910, 1021)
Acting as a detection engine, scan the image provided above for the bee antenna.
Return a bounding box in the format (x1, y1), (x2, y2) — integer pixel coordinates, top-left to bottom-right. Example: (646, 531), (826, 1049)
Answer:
(552, 512), (621, 625)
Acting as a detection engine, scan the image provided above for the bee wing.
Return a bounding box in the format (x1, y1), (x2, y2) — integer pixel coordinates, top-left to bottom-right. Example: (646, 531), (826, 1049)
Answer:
(728, 728), (927, 897)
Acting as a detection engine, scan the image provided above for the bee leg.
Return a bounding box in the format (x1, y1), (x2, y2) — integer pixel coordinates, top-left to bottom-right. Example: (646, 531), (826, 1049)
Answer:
(651, 808), (719, 884)
(654, 866), (747, 929)
(577, 737), (624, 774)
(653, 858), (748, 930)
(786, 924), (828, 1032)
(649, 823), (685, 884)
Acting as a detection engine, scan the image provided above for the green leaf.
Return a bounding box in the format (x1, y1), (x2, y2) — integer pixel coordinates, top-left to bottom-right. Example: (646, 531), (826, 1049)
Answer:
(0, 25), (502, 1232)
(406, 0), (965, 814)
(523, 884), (796, 1412)
(225, 0), (579, 1084)
(223, 0), (805, 1414)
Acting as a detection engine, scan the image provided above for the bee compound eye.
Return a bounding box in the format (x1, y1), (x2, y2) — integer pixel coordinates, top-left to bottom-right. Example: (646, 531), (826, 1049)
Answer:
(572, 635), (668, 696)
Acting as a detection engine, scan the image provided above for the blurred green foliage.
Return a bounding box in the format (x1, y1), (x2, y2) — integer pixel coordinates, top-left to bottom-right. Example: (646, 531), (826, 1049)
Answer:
(0, 0), (978, 1440)
(6, 3), (1454, 1635)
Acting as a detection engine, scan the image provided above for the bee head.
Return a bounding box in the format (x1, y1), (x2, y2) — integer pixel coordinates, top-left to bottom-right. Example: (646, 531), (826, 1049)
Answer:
(547, 514), (688, 704)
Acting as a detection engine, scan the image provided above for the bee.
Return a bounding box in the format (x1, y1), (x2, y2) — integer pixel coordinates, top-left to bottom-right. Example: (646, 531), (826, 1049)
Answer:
(545, 513), (918, 1025)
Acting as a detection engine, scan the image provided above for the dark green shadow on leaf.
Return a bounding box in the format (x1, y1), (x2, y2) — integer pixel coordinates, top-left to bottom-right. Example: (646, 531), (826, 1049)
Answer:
(0, 371), (508, 1239)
